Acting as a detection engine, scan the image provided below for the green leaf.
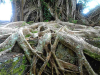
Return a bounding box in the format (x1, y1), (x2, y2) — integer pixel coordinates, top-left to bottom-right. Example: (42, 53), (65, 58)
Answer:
(47, 63), (50, 67)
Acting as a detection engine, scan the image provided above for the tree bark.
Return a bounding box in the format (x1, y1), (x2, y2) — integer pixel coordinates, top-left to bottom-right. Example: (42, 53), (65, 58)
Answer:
(0, 21), (100, 75)
(20, 0), (24, 21)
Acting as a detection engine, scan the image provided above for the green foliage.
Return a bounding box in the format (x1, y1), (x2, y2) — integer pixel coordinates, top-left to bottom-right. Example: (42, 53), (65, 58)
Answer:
(41, 0), (52, 21)
(27, 21), (34, 25)
(0, 55), (27, 75)
(50, 0), (54, 2)
(84, 49), (100, 61)
(0, 49), (4, 52)
(28, 41), (35, 45)
(69, 18), (77, 24)
(72, 20), (77, 24)
(31, 30), (38, 33)
(25, 34), (31, 37)
(44, 20), (49, 22)
(47, 63), (50, 67)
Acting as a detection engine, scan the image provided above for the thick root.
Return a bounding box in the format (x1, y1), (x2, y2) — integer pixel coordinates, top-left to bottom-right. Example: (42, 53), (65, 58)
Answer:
(0, 21), (100, 75)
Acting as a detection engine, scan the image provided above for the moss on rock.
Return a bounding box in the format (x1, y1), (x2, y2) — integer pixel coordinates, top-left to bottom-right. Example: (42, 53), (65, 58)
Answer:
(0, 53), (27, 75)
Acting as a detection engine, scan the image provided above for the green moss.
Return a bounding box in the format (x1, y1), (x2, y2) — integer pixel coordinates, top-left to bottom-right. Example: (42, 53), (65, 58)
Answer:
(22, 55), (27, 63)
(28, 41), (35, 45)
(0, 69), (8, 75)
(25, 34), (31, 37)
(84, 49), (100, 61)
(0, 49), (4, 52)
(28, 40), (38, 46)
(12, 56), (27, 74)
(31, 30), (38, 33)
(27, 21), (34, 25)
(93, 41), (100, 48)
(12, 64), (26, 75)
(0, 44), (13, 52)
(0, 55), (27, 75)
(67, 65), (73, 68)
(0, 48), (7, 52)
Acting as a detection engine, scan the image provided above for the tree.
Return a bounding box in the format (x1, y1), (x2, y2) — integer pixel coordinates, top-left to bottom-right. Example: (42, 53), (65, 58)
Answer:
(1, 0), (100, 75)
(10, 0), (100, 25)
(0, 21), (100, 75)
(11, 0), (77, 22)
(20, 0), (24, 21)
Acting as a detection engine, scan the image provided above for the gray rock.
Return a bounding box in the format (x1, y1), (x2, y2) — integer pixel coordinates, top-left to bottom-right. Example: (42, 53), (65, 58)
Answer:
(0, 52), (28, 75)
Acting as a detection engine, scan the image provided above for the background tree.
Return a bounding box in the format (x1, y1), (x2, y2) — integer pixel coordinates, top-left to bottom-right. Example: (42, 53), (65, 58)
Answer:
(1, 0), (100, 75)
(12, 0), (100, 25)
(20, 0), (24, 21)
(11, 0), (77, 22)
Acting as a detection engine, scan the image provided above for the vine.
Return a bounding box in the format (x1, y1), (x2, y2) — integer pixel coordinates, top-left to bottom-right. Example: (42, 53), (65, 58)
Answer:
(41, 0), (54, 21)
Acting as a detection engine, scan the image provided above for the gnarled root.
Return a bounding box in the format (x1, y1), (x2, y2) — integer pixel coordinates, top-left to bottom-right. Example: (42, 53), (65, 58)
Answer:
(0, 21), (100, 75)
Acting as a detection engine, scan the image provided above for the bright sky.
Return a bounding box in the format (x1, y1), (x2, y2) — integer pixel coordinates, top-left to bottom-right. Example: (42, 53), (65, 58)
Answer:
(83, 0), (100, 14)
(0, 0), (12, 21)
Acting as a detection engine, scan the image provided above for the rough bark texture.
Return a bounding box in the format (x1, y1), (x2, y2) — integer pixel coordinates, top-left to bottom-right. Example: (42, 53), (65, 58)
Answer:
(11, 0), (100, 26)
(11, 0), (77, 22)
(0, 21), (100, 75)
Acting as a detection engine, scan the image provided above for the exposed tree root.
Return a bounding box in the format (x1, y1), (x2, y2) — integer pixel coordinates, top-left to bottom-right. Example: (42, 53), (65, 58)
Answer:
(0, 21), (100, 75)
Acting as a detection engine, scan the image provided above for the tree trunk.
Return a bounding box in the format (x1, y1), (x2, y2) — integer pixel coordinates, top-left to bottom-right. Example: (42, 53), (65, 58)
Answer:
(11, 0), (100, 25)
(13, 0), (18, 22)
(20, 0), (24, 21)
(11, 0), (77, 22)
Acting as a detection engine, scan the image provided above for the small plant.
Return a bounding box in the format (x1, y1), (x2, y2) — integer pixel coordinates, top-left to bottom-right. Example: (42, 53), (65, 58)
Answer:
(72, 20), (77, 24)
(25, 34), (31, 37)
(47, 63), (50, 67)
